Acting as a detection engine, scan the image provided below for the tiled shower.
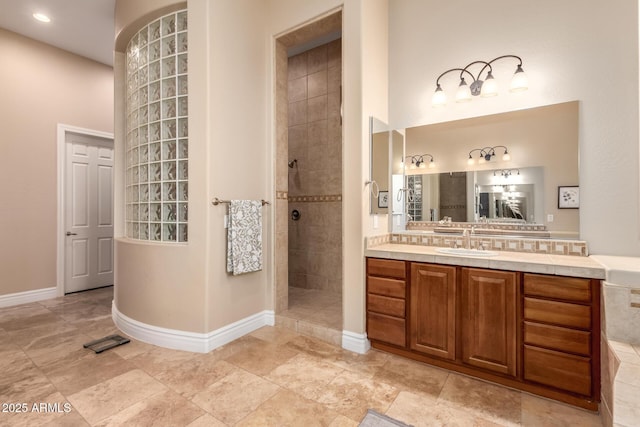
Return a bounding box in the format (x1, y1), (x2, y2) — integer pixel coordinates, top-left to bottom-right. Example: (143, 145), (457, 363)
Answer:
(285, 38), (343, 331)
(287, 40), (342, 294)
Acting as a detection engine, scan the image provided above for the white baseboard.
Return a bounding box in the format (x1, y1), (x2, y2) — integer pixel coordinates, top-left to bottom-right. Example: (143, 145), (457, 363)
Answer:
(0, 287), (57, 308)
(112, 302), (275, 353)
(342, 330), (371, 354)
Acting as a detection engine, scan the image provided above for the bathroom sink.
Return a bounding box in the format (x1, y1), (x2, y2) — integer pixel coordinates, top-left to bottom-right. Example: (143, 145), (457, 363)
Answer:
(436, 248), (499, 257)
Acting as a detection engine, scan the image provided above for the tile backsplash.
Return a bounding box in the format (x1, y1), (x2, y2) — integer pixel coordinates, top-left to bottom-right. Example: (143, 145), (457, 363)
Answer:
(366, 233), (588, 256)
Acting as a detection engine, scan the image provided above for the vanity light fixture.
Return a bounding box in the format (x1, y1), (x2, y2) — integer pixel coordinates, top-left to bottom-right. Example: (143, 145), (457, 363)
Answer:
(432, 55), (528, 107)
(467, 146), (511, 165)
(493, 168), (520, 178)
(405, 154), (436, 170)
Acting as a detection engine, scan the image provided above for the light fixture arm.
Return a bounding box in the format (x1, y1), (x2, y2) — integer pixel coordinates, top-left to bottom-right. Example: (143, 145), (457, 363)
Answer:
(476, 55), (523, 80)
(460, 60), (492, 82)
(491, 145), (509, 156)
(435, 67), (476, 87)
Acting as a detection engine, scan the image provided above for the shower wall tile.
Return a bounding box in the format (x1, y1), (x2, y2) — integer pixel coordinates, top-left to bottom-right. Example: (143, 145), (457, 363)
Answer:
(288, 77), (307, 102)
(328, 66), (341, 93)
(307, 45), (327, 74)
(288, 54), (307, 80)
(275, 41), (288, 311)
(275, 41), (288, 195)
(289, 100), (307, 126)
(287, 42), (342, 295)
(308, 70), (328, 98)
(327, 92), (341, 119)
(328, 117), (341, 145)
(327, 39), (341, 69)
(307, 96), (328, 123)
(308, 120), (328, 145)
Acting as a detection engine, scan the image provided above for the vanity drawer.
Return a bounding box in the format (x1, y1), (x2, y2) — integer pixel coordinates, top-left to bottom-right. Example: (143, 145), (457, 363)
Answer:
(367, 294), (405, 317)
(367, 312), (406, 347)
(524, 345), (591, 396)
(523, 274), (591, 303)
(367, 276), (406, 299)
(524, 297), (591, 329)
(367, 258), (406, 280)
(524, 321), (591, 356)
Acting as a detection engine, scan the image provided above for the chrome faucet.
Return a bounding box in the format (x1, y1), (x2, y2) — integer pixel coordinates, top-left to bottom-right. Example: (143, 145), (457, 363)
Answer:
(462, 229), (470, 249)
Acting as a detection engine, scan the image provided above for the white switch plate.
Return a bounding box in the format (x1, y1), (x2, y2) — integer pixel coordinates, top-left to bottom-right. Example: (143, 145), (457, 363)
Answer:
(547, 214), (554, 222)
(373, 215), (379, 229)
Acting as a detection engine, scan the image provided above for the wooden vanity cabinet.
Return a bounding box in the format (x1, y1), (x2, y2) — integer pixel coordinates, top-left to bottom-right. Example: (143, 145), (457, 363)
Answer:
(366, 258), (407, 348)
(365, 257), (601, 410)
(410, 263), (456, 360)
(460, 268), (518, 377)
(522, 273), (600, 398)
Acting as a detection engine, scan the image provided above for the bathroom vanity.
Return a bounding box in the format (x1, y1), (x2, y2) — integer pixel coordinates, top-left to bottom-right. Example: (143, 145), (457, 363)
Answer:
(364, 243), (605, 411)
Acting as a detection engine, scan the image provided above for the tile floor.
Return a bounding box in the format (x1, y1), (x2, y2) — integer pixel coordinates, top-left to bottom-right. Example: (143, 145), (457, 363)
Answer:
(0, 286), (604, 426)
(277, 287), (343, 346)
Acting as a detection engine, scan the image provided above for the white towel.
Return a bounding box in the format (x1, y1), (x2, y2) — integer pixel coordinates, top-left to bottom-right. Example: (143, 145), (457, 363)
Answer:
(226, 200), (263, 275)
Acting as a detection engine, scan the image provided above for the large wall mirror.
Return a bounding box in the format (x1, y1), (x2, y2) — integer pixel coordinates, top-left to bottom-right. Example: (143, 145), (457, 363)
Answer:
(393, 101), (580, 239)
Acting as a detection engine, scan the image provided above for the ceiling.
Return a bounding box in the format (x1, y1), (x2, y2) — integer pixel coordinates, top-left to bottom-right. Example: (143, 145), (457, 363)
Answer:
(0, 0), (115, 66)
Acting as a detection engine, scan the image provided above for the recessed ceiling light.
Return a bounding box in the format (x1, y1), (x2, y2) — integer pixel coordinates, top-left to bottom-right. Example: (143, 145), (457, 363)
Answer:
(33, 13), (51, 23)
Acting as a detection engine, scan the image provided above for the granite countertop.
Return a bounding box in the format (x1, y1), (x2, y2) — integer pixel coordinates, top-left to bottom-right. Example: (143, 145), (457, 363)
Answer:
(365, 243), (606, 279)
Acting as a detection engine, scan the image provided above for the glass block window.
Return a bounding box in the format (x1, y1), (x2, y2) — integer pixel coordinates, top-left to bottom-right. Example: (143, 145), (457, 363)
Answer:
(125, 10), (188, 242)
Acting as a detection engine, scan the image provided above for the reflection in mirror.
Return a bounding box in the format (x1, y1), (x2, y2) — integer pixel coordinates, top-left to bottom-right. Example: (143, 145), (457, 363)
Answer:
(406, 167), (543, 224)
(396, 101), (579, 239)
(370, 117), (389, 214)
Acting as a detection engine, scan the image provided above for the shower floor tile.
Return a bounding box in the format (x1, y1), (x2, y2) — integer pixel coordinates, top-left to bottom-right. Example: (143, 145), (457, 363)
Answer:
(278, 287), (343, 338)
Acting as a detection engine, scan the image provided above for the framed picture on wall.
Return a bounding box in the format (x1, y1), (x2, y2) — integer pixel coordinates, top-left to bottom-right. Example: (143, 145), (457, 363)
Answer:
(378, 191), (389, 208)
(558, 186), (579, 209)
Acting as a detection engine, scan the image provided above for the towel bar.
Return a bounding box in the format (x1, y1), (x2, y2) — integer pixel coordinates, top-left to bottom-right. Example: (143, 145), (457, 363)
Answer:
(212, 197), (270, 206)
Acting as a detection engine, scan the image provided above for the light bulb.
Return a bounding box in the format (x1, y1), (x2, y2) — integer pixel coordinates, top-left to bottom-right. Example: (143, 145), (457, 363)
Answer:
(33, 13), (51, 23)
(428, 160), (435, 169)
(432, 84), (446, 107)
(478, 156), (486, 164)
(419, 162), (426, 169)
(456, 78), (472, 102)
(481, 71), (498, 97)
(502, 151), (511, 161)
(467, 157), (475, 165)
(509, 65), (528, 92)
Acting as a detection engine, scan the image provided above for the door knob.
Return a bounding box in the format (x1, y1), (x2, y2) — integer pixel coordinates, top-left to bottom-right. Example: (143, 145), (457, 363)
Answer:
(66, 232), (77, 236)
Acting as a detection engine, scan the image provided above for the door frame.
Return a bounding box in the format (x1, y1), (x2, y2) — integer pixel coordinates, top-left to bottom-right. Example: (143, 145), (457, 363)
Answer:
(56, 124), (114, 297)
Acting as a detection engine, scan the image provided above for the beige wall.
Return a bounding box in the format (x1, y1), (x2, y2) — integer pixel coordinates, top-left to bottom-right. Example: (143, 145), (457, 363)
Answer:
(389, 0), (639, 256)
(0, 29), (113, 297)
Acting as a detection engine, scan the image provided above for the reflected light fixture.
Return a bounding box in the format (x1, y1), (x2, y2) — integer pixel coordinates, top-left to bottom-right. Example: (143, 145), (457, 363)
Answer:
(493, 168), (520, 178)
(467, 146), (511, 165)
(405, 154), (436, 170)
(432, 55), (528, 107)
(33, 12), (51, 23)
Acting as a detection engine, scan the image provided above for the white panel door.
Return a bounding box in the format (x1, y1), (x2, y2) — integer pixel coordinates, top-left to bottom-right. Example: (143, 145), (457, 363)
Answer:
(64, 134), (114, 293)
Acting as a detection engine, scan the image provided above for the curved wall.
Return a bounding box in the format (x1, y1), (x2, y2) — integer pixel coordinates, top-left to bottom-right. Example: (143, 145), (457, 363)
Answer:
(114, 0), (207, 334)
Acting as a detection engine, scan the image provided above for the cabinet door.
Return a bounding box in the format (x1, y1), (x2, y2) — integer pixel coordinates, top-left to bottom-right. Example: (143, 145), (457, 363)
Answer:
(410, 263), (456, 360)
(461, 268), (517, 376)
